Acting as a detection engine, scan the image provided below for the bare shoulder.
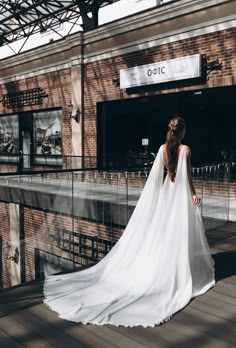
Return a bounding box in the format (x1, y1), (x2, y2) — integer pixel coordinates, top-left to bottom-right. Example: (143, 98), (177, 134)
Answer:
(162, 143), (167, 154)
(185, 145), (191, 157)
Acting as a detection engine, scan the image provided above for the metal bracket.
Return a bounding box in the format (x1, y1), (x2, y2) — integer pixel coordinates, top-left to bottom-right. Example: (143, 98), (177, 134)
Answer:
(202, 55), (223, 78)
(6, 246), (20, 264)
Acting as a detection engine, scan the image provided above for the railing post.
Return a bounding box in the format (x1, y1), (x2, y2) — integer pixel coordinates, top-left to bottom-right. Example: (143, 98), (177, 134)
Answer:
(72, 171), (75, 267)
(226, 161), (230, 222)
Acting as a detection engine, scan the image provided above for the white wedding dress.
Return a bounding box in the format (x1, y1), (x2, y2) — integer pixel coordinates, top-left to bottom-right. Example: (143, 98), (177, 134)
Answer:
(44, 145), (215, 327)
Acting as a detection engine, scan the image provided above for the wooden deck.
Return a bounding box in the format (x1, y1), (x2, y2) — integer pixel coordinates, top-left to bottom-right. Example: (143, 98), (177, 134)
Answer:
(0, 222), (236, 348)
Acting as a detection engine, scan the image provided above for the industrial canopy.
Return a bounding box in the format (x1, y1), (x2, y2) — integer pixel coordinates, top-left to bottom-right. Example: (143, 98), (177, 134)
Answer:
(0, 0), (120, 48)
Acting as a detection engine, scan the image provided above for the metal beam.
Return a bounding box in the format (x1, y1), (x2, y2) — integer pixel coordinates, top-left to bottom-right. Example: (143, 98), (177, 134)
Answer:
(0, 0), (120, 47)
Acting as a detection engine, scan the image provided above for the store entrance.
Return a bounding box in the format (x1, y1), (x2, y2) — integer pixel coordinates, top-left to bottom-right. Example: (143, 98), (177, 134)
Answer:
(97, 86), (236, 167)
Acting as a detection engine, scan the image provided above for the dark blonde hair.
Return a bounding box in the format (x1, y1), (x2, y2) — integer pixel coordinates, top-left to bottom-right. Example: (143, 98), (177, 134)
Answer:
(165, 116), (186, 182)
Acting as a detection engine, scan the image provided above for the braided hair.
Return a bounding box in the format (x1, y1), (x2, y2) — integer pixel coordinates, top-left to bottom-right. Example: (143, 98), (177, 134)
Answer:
(165, 116), (186, 182)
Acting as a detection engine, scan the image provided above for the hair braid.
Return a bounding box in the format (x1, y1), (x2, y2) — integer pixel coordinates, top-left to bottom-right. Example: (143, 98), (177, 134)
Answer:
(165, 116), (185, 182)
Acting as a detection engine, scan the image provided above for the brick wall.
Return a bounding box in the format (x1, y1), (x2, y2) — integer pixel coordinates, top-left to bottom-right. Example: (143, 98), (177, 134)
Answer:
(0, 68), (72, 172)
(23, 207), (123, 283)
(0, 69), (71, 114)
(24, 208), (71, 282)
(0, 165), (18, 173)
(0, 202), (11, 288)
(0, 28), (235, 170)
(83, 27), (236, 158)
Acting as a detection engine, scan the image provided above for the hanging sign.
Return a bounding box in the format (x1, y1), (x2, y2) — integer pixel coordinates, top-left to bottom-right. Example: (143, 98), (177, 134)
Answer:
(120, 54), (202, 89)
(142, 139), (149, 146)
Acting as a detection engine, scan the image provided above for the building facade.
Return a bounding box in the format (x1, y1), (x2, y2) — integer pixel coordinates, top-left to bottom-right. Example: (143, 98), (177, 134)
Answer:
(0, 0), (235, 171)
(0, 0), (235, 288)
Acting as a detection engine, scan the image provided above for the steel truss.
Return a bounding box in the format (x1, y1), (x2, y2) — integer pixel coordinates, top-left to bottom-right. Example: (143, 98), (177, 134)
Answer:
(0, 0), (119, 49)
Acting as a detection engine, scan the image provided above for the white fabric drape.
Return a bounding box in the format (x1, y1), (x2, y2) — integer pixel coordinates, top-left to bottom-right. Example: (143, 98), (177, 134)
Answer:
(44, 145), (215, 327)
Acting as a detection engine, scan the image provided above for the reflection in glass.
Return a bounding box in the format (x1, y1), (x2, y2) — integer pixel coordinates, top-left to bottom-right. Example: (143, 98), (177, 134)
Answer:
(33, 110), (62, 165)
(0, 115), (19, 155)
(33, 110), (62, 156)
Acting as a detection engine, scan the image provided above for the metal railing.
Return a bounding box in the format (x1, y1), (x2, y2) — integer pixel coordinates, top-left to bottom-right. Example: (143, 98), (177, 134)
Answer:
(191, 162), (234, 229)
(0, 152), (157, 172)
(0, 161), (233, 289)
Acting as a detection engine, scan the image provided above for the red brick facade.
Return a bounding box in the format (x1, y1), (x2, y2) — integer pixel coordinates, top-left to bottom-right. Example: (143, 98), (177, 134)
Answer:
(0, 29), (235, 165)
(0, 68), (72, 172)
(0, 203), (11, 287)
(83, 27), (236, 157)
(0, 202), (124, 288)
(23, 207), (123, 284)
(0, 69), (71, 115)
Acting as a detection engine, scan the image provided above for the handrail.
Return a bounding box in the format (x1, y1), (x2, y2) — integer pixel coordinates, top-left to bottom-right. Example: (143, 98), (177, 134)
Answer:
(0, 160), (234, 178)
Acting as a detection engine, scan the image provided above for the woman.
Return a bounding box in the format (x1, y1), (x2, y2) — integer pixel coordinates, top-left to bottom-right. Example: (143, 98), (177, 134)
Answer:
(44, 116), (215, 327)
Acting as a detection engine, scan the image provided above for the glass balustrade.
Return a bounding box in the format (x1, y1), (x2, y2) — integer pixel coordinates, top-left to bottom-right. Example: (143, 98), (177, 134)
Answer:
(0, 162), (233, 289)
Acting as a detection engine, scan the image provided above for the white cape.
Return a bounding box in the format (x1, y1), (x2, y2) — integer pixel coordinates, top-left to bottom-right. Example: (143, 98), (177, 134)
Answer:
(44, 145), (215, 327)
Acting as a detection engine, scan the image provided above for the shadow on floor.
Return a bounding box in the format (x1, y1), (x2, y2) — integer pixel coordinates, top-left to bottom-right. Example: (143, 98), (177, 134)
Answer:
(212, 251), (236, 281)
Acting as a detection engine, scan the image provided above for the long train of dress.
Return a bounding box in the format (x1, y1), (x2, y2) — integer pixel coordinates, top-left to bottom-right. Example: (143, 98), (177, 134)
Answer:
(44, 145), (215, 327)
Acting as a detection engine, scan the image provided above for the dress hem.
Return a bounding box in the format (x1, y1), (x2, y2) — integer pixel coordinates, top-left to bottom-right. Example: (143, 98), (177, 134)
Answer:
(43, 279), (215, 328)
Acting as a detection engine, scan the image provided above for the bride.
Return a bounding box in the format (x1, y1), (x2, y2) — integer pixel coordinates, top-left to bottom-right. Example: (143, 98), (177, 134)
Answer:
(44, 116), (215, 327)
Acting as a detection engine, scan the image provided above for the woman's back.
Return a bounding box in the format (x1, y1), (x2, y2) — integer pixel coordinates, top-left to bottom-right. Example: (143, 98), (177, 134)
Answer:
(163, 143), (184, 172)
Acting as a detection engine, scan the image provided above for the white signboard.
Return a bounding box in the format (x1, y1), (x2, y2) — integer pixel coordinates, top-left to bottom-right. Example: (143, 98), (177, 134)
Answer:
(142, 139), (149, 146)
(120, 54), (202, 89)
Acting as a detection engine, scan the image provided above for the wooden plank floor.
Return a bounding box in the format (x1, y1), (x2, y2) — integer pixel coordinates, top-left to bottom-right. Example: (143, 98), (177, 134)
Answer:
(0, 222), (236, 348)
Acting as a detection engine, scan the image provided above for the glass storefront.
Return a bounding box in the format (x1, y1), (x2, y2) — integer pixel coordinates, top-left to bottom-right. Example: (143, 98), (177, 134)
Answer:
(97, 86), (236, 167)
(0, 108), (62, 169)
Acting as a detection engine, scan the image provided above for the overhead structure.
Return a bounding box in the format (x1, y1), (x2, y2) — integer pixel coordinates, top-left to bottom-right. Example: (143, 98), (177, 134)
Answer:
(0, 0), (120, 48)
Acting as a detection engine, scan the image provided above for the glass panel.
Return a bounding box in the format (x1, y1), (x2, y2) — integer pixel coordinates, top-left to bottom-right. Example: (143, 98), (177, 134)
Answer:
(0, 114), (19, 163)
(192, 163), (230, 230)
(0, 164), (232, 290)
(33, 110), (62, 165)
